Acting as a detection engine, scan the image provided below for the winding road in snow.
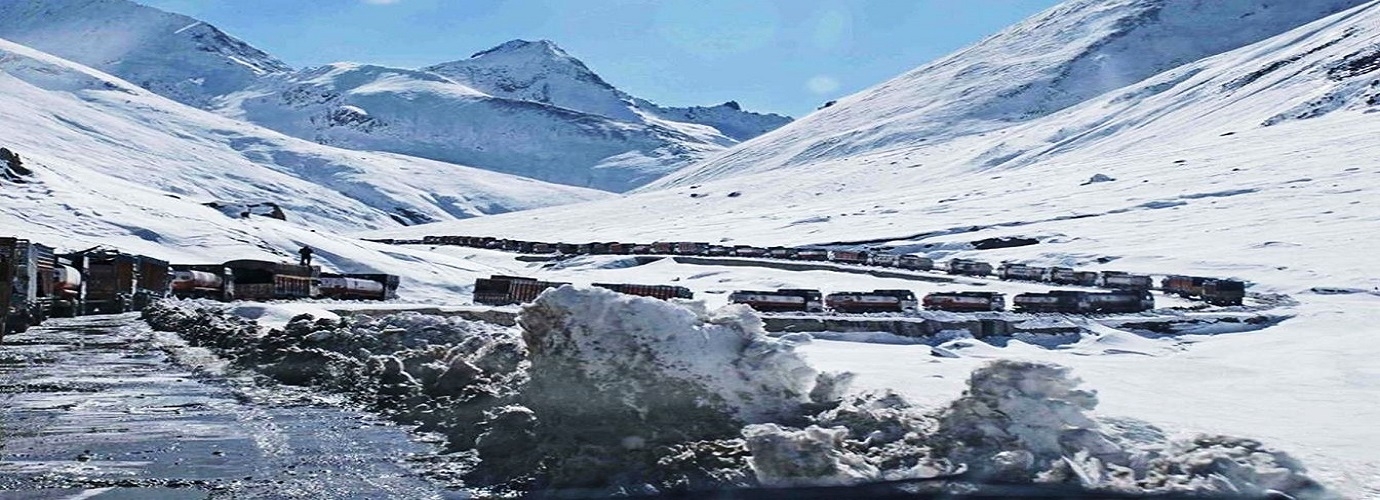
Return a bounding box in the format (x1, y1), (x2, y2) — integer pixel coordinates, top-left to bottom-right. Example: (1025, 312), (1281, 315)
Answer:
(0, 314), (462, 499)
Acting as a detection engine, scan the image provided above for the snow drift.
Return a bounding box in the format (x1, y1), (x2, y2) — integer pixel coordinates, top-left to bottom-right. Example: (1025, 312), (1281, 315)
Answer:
(143, 290), (1331, 497)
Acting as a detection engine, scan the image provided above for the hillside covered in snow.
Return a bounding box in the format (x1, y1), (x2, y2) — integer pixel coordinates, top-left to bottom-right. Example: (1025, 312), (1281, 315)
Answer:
(381, 0), (1380, 293)
(648, 0), (1369, 188)
(0, 0), (792, 192)
(425, 40), (791, 142)
(0, 35), (615, 297)
(0, 0), (290, 108)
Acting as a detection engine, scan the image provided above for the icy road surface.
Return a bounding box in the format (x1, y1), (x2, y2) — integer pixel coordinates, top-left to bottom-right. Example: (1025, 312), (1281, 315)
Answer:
(0, 314), (462, 499)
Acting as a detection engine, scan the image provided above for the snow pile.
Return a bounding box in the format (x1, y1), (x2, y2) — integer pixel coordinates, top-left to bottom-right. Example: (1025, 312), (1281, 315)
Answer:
(519, 286), (819, 424)
(141, 299), (264, 354)
(927, 361), (1326, 497)
(931, 361), (1103, 475)
(504, 286), (827, 488)
(742, 361), (1330, 498)
(141, 299), (521, 412)
(143, 294), (1330, 497)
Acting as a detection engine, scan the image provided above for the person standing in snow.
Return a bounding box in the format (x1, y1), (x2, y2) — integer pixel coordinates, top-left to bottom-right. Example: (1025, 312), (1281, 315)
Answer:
(298, 245), (313, 267)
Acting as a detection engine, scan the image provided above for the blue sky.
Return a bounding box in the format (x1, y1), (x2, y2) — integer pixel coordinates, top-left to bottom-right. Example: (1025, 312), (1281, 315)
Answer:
(139, 0), (1061, 117)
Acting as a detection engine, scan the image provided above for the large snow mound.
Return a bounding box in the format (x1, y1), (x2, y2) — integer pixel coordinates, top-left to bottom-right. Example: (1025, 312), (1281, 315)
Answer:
(143, 291), (1334, 497)
(519, 286), (819, 424)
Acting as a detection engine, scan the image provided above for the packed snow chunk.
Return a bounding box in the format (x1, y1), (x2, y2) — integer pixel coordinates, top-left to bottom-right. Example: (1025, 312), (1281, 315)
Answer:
(926, 361), (1331, 498)
(933, 360), (1103, 475)
(519, 286), (821, 427)
(508, 286), (832, 487)
(743, 424), (876, 487)
(1134, 435), (1328, 498)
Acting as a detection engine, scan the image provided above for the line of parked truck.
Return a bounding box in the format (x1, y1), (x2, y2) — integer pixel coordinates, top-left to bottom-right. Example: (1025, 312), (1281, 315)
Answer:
(2, 236), (401, 340)
(392, 235), (1248, 308)
(473, 275), (693, 306)
(471, 275), (1160, 316)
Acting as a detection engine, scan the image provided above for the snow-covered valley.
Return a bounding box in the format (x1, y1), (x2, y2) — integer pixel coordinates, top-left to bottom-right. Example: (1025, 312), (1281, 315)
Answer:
(2, 0), (1379, 496)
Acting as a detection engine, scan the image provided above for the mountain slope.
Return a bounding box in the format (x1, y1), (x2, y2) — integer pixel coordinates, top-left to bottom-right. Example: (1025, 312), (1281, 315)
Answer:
(211, 39), (792, 192)
(365, 13), (1380, 488)
(0, 36), (613, 298)
(0, 36), (610, 233)
(0, 0), (290, 108)
(0, 2), (791, 192)
(425, 40), (791, 142)
(424, 39), (643, 123)
(649, 0), (1370, 188)
(373, 0), (1380, 292)
(212, 62), (729, 192)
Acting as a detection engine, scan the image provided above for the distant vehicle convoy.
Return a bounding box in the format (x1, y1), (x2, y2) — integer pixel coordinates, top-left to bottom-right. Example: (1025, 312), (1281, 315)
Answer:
(399, 234), (1246, 309)
(3, 236), (401, 340)
(473, 276), (1162, 316)
(4, 230), (1247, 340)
(473, 275), (690, 306)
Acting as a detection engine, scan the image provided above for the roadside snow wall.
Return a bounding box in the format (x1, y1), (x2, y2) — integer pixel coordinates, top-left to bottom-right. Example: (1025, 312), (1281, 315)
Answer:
(142, 292), (1331, 498)
(506, 286), (828, 488)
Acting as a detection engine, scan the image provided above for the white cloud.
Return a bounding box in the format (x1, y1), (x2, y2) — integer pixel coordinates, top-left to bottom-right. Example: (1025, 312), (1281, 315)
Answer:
(362, 0), (401, 4)
(806, 75), (840, 95)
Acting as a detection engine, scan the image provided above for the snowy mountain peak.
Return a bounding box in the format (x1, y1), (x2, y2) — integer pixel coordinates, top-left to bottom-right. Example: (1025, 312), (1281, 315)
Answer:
(427, 39), (636, 121)
(470, 39), (569, 60)
(0, 0), (791, 193)
(0, 0), (291, 108)
(425, 38), (792, 140)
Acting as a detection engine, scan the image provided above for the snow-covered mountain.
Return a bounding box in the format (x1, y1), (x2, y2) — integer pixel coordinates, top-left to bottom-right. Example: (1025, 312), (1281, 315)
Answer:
(213, 39), (790, 192)
(424, 39), (645, 124)
(0, 35), (612, 298)
(425, 40), (791, 142)
(213, 61), (723, 192)
(648, 0), (1370, 188)
(0, 0), (792, 192)
(377, 0), (1380, 294)
(0, 0), (291, 108)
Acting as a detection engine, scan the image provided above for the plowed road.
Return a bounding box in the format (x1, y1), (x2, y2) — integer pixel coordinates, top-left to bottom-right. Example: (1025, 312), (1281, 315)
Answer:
(0, 314), (462, 499)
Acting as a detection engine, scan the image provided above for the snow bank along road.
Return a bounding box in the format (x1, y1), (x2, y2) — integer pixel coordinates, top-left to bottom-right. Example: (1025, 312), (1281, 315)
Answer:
(0, 314), (462, 499)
